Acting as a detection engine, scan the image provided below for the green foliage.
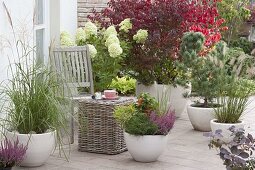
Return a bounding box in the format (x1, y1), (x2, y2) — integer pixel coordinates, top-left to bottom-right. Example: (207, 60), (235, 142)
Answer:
(0, 41), (71, 159)
(230, 37), (253, 54)
(113, 93), (175, 135)
(128, 69), (155, 86)
(235, 78), (255, 96)
(113, 93), (159, 135)
(113, 104), (136, 127)
(179, 32), (228, 107)
(217, 0), (251, 44)
(76, 28), (130, 92)
(226, 47), (255, 79)
(1, 58), (70, 135)
(136, 93), (159, 113)
(154, 58), (179, 85)
(214, 78), (250, 123)
(110, 76), (136, 95)
(124, 112), (158, 135)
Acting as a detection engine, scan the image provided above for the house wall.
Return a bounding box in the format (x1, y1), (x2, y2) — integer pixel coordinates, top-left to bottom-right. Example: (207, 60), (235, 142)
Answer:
(0, 0), (78, 82)
(60, 0), (77, 36)
(0, 0), (34, 82)
(77, 0), (109, 27)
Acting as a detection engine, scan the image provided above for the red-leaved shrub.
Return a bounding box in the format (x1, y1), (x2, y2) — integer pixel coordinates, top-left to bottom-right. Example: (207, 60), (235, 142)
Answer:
(89, 0), (226, 84)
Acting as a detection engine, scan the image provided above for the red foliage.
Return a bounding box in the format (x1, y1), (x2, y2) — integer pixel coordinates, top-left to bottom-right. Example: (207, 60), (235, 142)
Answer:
(88, 0), (226, 83)
(181, 0), (226, 48)
(89, 0), (186, 83)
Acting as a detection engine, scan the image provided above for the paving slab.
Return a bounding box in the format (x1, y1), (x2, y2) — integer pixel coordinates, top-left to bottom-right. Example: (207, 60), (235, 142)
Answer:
(13, 97), (255, 170)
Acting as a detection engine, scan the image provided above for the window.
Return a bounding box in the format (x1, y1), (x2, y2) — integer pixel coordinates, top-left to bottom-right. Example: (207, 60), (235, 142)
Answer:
(34, 0), (49, 64)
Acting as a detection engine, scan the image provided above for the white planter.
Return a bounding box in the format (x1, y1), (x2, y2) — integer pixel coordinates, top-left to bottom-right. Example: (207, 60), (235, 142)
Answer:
(136, 82), (191, 118)
(6, 130), (56, 167)
(187, 105), (215, 132)
(124, 132), (168, 162)
(210, 119), (245, 143)
(135, 81), (157, 98)
(156, 84), (191, 118)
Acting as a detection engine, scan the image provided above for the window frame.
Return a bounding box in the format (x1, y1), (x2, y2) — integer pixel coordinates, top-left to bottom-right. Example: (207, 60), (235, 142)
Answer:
(34, 0), (50, 64)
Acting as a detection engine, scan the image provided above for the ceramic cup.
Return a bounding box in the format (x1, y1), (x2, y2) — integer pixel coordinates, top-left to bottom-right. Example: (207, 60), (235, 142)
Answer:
(104, 90), (118, 99)
(95, 92), (102, 99)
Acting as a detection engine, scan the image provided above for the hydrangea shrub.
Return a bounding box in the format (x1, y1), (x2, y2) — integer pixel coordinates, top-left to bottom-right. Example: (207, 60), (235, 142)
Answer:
(89, 0), (226, 86)
(61, 19), (147, 91)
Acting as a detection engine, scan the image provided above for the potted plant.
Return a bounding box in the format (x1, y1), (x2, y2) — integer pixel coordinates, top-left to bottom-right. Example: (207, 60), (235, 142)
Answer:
(178, 32), (228, 132)
(113, 93), (175, 162)
(1, 43), (70, 167)
(89, 0), (226, 118)
(204, 127), (255, 169)
(0, 138), (27, 170)
(210, 78), (250, 143)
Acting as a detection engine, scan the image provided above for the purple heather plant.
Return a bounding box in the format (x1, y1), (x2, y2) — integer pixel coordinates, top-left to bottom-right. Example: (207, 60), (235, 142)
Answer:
(204, 126), (255, 170)
(149, 109), (175, 135)
(0, 138), (27, 168)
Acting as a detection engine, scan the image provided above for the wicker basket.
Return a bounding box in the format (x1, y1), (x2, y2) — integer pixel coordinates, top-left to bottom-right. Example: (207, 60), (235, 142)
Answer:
(78, 97), (134, 154)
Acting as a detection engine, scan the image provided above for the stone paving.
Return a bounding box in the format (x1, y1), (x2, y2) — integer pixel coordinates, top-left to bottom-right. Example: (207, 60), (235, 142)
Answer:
(14, 97), (255, 170)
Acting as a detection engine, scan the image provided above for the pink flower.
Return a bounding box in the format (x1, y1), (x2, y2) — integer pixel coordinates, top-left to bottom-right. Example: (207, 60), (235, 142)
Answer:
(149, 109), (175, 135)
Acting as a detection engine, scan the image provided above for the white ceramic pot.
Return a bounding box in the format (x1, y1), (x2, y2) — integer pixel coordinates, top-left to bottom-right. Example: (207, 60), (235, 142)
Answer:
(6, 130), (56, 167)
(135, 81), (157, 98)
(187, 105), (215, 132)
(137, 83), (191, 118)
(124, 132), (168, 162)
(210, 119), (245, 143)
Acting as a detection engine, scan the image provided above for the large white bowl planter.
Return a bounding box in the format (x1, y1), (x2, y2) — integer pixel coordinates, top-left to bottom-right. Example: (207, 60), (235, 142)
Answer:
(187, 105), (215, 132)
(6, 130), (56, 167)
(124, 132), (168, 162)
(135, 81), (157, 98)
(157, 84), (191, 118)
(210, 119), (245, 143)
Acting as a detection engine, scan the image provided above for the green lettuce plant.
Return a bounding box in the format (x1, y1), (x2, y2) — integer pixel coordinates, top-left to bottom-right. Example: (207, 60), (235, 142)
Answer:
(110, 76), (136, 95)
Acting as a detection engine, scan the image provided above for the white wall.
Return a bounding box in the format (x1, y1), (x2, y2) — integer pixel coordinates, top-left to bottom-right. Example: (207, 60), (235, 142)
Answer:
(60, 0), (77, 37)
(0, 0), (34, 82)
(0, 0), (78, 82)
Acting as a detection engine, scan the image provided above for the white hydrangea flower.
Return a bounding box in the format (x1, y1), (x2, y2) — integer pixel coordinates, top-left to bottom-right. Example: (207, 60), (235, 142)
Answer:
(105, 34), (120, 47)
(88, 44), (97, 58)
(119, 18), (132, 33)
(133, 29), (148, 43)
(84, 21), (98, 37)
(75, 28), (87, 45)
(108, 43), (123, 58)
(104, 26), (117, 39)
(60, 31), (75, 46)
